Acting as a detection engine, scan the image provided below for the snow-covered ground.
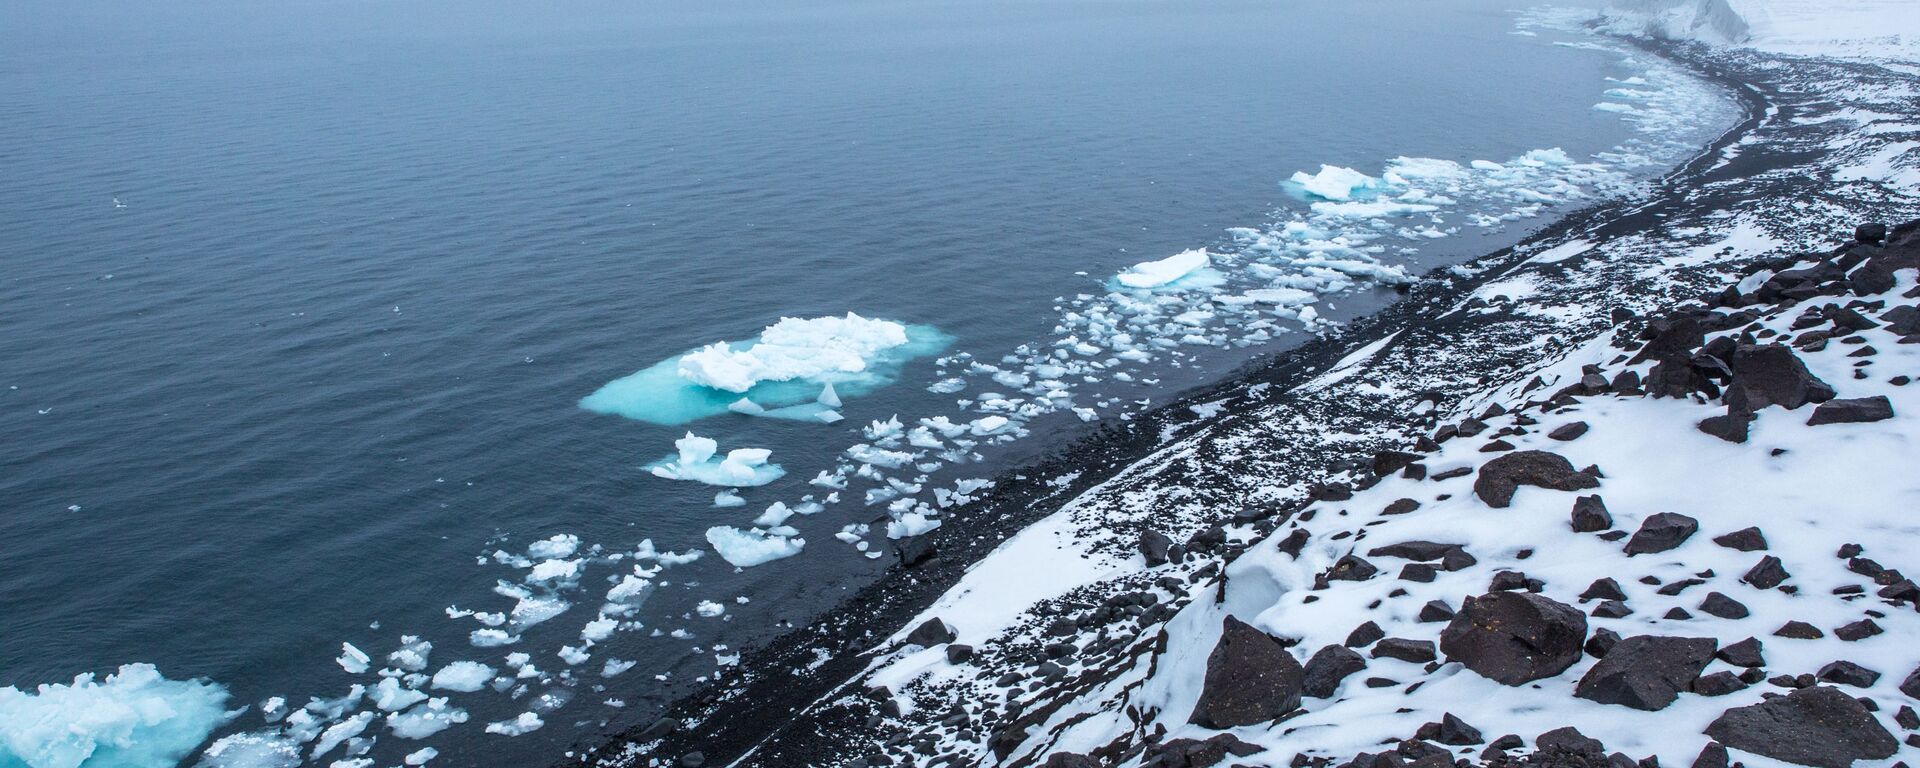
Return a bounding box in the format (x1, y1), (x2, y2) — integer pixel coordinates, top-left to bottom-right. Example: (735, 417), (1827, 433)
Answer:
(1603, 0), (1920, 62)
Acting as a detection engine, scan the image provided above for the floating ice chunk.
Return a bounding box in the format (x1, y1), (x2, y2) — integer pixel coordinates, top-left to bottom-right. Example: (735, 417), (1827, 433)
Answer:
(483, 712), (544, 737)
(678, 314), (911, 393)
(846, 443), (915, 469)
(752, 502), (794, 528)
(1309, 200), (1440, 218)
(704, 526), (805, 567)
(1288, 164), (1381, 200)
(695, 600), (726, 618)
(1116, 249), (1210, 289)
(863, 415), (904, 441)
(0, 663), (231, 768)
(968, 415), (1010, 435)
(601, 659), (636, 678)
(197, 731), (301, 768)
(385, 698), (467, 739)
(336, 643), (371, 674)
(648, 434), (786, 487)
(558, 646), (590, 665)
(470, 629), (518, 647)
(713, 490), (745, 507)
(525, 559), (579, 583)
(581, 616), (618, 643)
(371, 678), (429, 712)
(508, 594), (568, 628)
(430, 661), (495, 693)
(525, 534), (579, 560)
(403, 747), (439, 765)
(581, 323), (947, 426)
(1243, 287), (1318, 306)
(387, 637), (433, 672)
(310, 711), (373, 760)
(886, 512), (942, 539)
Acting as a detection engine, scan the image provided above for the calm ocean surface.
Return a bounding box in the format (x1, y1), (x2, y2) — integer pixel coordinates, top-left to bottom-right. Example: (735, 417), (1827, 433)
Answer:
(0, 0), (1729, 764)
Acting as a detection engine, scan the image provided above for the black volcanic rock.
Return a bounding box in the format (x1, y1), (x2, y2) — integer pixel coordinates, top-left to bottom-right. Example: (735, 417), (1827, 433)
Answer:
(1440, 591), (1587, 685)
(1817, 660), (1880, 688)
(1372, 638), (1437, 664)
(1189, 616), (1302, 728)
(1712, 527), (1768, 551)
(1716, 638), (1766, 668)
(1301, 644), (1367, 699)
(1703, 685), (1897, 768)
(905, 618), (955, 647)
(1571, 495), (1612, 533)
(1625, 513), (1699, 555)
(1723, 343), (1836, 412)
(1140, 529), (1172, 567)
(1575, 635), (1717, 710)
(1807, 396), (1894, 425)
(1743, 555), (1790, 589)
(1474, 451), (1600, 508)
(1698, 592), (1749, 619)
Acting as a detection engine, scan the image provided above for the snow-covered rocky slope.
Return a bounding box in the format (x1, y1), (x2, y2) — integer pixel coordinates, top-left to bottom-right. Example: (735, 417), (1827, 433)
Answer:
(578, 9), (1920, 768)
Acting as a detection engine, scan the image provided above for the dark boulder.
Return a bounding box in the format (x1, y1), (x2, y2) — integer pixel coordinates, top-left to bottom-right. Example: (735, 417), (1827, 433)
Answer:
(1698, 592), (1749, 619)
(1712, 527), (1767, 551)
(1549, 422), (1589, 441)
(1624, 513), (1699, 555)
(1806, 396), (1894, 425)
(1372, 638), (1437, 664)
(1415, 713), (1484, 745)
(1041, 754), (1102, 768)
(1723, 344), (1835, 412)
(1703, 685), (1898, 768)
(1144, 734), (1263, 767)
(1301, 644), (1367, 699)
(1743, 555), (1790, 589)
(1574, 635), (1717, 710)
(1698, 412), (1754, 443)
(1189, 616), (1303, 728)
(1140, 529), (1173, 567)
(1571, 495), (1612, 533)
(1817, 660), (1880, 688)
(1716, 637), (1765, 668)
(1474, 451), (1600, 508)
(1440, 591), (1587, 685)
(905, 618), (956, 647)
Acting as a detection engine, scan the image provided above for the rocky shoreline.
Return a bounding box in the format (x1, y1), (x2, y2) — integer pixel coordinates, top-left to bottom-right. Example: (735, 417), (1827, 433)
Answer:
(569, 29), (1920, 768)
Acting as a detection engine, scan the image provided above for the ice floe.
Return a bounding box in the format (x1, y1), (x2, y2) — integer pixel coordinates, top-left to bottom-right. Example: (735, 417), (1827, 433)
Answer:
(645, 433), (786, 487)
(579, 315), (950, 425)
(0, 664), (231, 768)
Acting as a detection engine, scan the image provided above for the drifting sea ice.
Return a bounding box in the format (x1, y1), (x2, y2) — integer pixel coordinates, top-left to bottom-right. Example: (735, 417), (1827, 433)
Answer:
(1286, 164), (1382, 200)
(0, 663), (231, 768)
(578, 315), (950, 425)
(704, 526), (805, 567)
(1114, 249), (1218, 290)
(646, 432), (786, 487)
(428, 661), (495, 693)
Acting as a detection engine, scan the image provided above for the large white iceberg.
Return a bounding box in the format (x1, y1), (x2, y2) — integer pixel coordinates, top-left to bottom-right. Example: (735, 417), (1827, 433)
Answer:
(678, 314), (910, 393)
(581, 317), (950, 425)
(0, 663), (232, 768)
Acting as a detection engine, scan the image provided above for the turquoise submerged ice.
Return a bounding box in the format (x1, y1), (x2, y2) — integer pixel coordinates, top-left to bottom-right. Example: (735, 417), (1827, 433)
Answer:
(0, 664), (230, 768)
(580, 313), (951, 426)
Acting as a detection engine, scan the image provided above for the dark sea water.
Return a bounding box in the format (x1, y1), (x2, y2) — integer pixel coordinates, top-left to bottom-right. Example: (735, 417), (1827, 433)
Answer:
(0, 0), (1729, 765)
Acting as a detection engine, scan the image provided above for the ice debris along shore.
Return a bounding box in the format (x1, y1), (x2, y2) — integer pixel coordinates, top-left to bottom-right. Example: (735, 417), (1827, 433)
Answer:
(696, 219), (1920, 768)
